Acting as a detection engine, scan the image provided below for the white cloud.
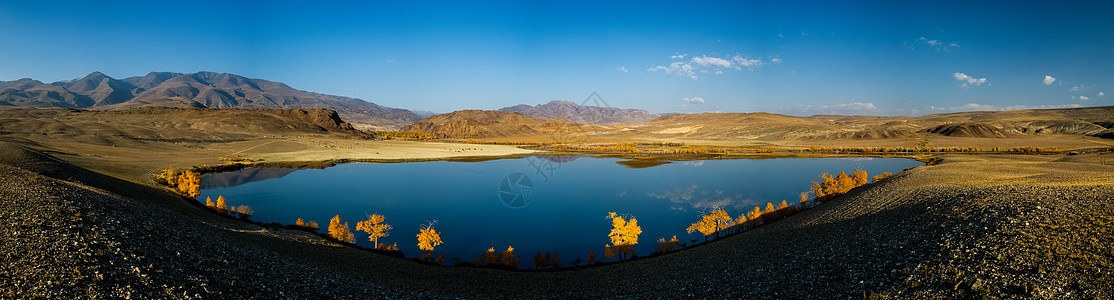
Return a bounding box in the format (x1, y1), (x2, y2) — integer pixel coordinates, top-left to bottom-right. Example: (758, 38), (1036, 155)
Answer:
(691, 55), (734, 68)
(1079, 95), (1090, 101)
(918, 37), (960, 50)
(1100, 92), (1105, 97)
(648, 62), (697, 79)
(617, 66), (628, 73)
(930, 103), (1081, 112)
(953, 72), (987, 87)
(732, 56), (763, 68)
(650, 53), (776, 79)
(682, 97), (705, 104)
(1001, 104), (1081, 110)
(1069, 84), (1083, 92)
(1043, 75), (1056, 85)
(777, 33), (785, 38)
(793, 102), (881, 115)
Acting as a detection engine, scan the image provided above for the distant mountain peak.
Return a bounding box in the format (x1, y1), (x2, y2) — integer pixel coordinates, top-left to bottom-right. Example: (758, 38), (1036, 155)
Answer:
(0, 71), (420, 130)
(498, 100), (660, 126)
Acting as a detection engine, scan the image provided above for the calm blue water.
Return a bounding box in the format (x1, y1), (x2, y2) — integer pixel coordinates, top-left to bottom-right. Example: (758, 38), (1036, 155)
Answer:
(199, 156), (921, 267)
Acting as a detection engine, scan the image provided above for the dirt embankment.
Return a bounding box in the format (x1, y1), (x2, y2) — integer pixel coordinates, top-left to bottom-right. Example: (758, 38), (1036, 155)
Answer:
(2, 137), (1112, 298)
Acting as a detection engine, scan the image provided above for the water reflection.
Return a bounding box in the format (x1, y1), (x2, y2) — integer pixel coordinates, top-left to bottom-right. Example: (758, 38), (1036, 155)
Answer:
(201, 167), (298, 189)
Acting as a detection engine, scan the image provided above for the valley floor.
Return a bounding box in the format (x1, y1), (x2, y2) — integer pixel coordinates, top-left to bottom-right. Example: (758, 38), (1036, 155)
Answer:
(1, 136), (1113, 298)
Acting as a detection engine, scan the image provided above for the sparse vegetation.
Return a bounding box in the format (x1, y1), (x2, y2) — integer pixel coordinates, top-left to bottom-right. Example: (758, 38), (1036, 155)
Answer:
(657, 235), (682, 253)
(328, 215), (355, 243)
(356, 214), (392, 249)
(416, 221), (443, 260)
(606, 212), (642, 261)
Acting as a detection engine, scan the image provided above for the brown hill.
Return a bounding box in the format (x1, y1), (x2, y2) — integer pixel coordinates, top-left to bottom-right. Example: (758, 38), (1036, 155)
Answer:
(598, 106), (1114, 142)
(0, 72), (419, 130)
(0, 107), (366, 145)
(611, 112), (848, 140)
(400, 110), (605, 139)
(499, 100), (660, 126)
(926, 123), (1010, 138)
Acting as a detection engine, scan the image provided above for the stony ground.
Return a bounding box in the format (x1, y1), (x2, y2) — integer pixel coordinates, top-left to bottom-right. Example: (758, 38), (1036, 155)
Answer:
(2, 141), (1113, 298)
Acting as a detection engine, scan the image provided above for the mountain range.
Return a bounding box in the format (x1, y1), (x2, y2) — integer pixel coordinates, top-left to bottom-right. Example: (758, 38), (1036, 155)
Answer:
(0, 71), (419, 130)
(498, 100), (660, 126)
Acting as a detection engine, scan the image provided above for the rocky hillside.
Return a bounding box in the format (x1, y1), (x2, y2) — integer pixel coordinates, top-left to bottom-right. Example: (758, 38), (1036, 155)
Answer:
(499, 100), (659, 126)
(0, 72), (419, 130)
(0, 107), (368, 143)
(400, 110), (605, 139)
(604, 106), (1114, 141)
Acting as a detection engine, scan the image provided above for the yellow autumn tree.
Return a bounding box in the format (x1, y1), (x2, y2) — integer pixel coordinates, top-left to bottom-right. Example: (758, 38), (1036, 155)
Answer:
(763, 202), (777, 214)
(606, 212), (642, 261)
(296, 218), (306, 227)
(215, 195), (228, 214)
(356, 214), (392, 249)
(747, 206), (763, 223)
(305, 220), (320, 230)
(603, 244), (615, 261)
(328, 215), (355, 243)
(836, 171), (856, 194)
(482, 247), (497, 265)
(686, 214), (717, 241)
(176, 170), (201, 198)
(500, 246), (518, 267)
(205, 196), (215, 208)
(853, 169), (869, 186)
(416, 221), (443, 255)
(873, 172), (892, 182)
(778, 200), (789, 210)
(657, 235), (681, 252)
(161, 168), (181, 188)
(587, 249), (596, 264)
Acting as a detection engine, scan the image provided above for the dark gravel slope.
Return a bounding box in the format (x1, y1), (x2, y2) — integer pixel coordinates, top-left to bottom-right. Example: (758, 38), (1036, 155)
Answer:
(2, 147), (1112, 299)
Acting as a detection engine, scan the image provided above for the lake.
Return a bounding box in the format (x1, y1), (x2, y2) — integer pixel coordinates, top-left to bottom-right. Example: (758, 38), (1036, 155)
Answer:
(199, 156), (922, 267)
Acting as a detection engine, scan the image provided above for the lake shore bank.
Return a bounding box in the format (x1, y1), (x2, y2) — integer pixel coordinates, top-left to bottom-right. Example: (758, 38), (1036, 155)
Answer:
(2, 135), (1112, 298)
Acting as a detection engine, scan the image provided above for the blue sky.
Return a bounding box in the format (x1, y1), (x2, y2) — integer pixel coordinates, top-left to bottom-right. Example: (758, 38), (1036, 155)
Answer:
(1, 1), (1111, 115)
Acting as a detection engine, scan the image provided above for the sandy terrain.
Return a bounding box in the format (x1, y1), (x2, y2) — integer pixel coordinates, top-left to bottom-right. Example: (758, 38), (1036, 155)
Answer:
(1, 107), (1113, 298)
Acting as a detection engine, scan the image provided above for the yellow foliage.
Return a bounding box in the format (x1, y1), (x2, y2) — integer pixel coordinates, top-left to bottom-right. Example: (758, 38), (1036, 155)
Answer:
(416, 224), (442, 252)
(873, 172), (892, 182)
(657, 235), (681, 252)
(607, 213), (642, 247)
(296, 218), (305, 227)
(356, 214), (392, 248)
(305, 220), (320, 230)
(763, 202), (776, 214)
(161, 168), (180, 188)
(587, 249), (596, 264)
(747, 206), (762, 221)
(603, 244), (615, 260)
(853, 169), (869, 186)
(328, 215), (354, 243)
(215, 195), (228, 214)
(205, 196), (214, 208)
(176, 170), (201, 198)
(686, 215), (718, 238)
(501, 246), (518, 267)
(777, 200), (789, 210)
(482, 247), (497, 265)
